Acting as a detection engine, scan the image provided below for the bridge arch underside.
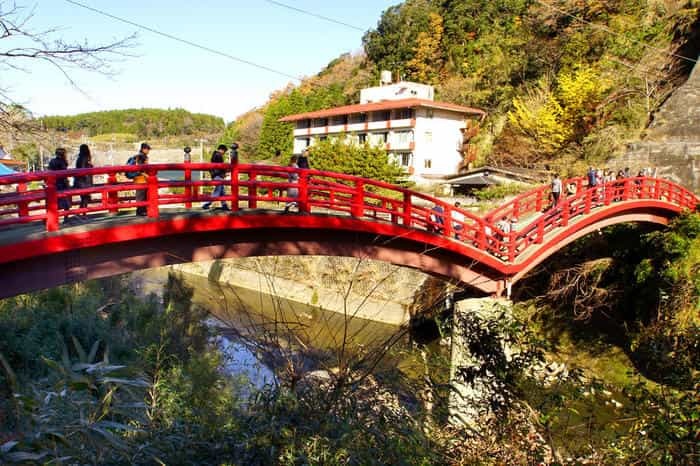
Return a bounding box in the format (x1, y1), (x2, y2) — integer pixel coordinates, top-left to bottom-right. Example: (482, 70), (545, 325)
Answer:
(510, 205), (679, 284)
(1, 218), (507, 299)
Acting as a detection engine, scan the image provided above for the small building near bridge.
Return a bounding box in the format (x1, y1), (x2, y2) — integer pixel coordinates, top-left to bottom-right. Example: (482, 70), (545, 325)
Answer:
(446, 166), (545, 196)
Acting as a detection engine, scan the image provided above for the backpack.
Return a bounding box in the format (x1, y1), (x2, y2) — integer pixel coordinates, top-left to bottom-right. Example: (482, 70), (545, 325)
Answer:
(124, 156), (137, 179)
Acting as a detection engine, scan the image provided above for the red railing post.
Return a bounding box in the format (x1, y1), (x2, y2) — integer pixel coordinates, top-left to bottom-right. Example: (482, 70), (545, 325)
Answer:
(248, 172), (257, 209)
(443, 205), (453, 238)
(622, 178), (631, 201)
(184, 161), (192, 209)
(654, 179), (661, 200)
(536, 217), (545, 244)
(45, 175), (59, 232)
(298, 170), (309, 213)
(508, 231), (516, 262)
(584, 188), (592, 214)
(107, 173), (119, 214)
(402, 192), (412, 227)
(230, 158), (239, 212)
(604, 183), (612, 206)
(561, 199), (570, 227)
(147, 168), (159, 218)
(535, 188), (543, 213)
(512, 200), (520, 221)
(16, 182), (29, 218)
(477, 220), (488, 250)
(352, 179), (364, 218)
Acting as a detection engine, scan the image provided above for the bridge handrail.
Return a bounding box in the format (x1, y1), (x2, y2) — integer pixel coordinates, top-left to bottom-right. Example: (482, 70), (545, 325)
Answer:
(0, 164), (696, 265)
(0, 162), (488, 242)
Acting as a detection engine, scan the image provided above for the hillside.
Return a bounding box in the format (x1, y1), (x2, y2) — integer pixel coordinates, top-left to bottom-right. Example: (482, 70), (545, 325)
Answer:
(41, 108), (225, 139)
(237, 0), (699, 173)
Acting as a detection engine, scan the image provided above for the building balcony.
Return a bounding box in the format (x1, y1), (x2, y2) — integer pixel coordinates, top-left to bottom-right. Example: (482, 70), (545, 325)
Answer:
(388, 140), (415, 151)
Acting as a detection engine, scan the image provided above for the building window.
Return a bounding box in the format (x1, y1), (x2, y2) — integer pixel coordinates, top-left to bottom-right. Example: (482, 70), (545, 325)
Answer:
(312, 118), (328, 127)
(393, 131), (413, 146)
(331, 115), (347, 126)
(424, 159), (432, 169)
(394, 108), (413, 120)
(424, 131), (433, 143)
(319, 136), (328, 142)
(295, 119), (310, 130)
(350, 113), (367, 124)
(369, 132), (388, 146)
(371, 110), (391, 122)
(398, 152), (412, 167)
(358, 133), (367, 144)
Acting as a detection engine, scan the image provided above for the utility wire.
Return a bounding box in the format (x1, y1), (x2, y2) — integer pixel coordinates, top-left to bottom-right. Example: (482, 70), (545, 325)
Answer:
(262, 0), (365, 31)
(64, 0), (303, 82)
(535, 0), (697, 64)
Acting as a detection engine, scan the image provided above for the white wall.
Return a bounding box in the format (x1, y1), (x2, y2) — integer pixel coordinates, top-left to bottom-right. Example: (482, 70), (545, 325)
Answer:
(413, 108), (465, 178)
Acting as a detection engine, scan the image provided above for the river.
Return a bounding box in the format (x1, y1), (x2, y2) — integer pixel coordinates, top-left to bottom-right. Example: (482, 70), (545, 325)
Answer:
(131, 267), (414, 390)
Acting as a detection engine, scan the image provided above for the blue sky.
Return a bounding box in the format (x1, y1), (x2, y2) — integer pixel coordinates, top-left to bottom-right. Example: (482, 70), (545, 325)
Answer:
(2, 0), (396, 121)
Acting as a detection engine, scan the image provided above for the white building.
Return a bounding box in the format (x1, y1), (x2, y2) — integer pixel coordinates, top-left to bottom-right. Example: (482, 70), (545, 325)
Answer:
(279, 81), (486, 181)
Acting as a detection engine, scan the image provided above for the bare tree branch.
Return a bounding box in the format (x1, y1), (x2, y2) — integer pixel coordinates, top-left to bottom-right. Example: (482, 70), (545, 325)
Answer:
(0, 1), (137, 136)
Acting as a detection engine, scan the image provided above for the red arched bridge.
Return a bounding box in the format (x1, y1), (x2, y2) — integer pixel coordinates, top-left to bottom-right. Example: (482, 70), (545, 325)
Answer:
(0, 162), (696, 299)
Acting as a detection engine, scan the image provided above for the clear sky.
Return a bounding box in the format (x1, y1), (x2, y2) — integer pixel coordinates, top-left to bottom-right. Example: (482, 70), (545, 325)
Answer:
(2, 0), (396, 122)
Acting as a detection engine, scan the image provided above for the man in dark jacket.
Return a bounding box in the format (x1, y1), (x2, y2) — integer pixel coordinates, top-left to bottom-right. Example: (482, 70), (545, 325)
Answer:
(297, 149), (310, 169)
(203, 144), (229, 210)
(48, 147), (71, 213)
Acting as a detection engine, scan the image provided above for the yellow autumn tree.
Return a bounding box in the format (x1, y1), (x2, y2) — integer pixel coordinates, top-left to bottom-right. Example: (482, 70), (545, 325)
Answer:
(407, 12), (445, 84)
(557, 65), (611, 137)
(507, 79), (572, 156)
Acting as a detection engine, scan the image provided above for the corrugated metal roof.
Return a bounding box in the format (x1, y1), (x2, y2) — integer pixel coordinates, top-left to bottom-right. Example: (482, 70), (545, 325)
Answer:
(279, 98), (486, 122)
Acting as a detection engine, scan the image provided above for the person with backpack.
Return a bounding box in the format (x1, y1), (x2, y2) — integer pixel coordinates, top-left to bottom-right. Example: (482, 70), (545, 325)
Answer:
(202, 144), (230, 211)
(48, 147), (74, 222)
(74, 144), (93, 214)
(131, 143), (150, 216)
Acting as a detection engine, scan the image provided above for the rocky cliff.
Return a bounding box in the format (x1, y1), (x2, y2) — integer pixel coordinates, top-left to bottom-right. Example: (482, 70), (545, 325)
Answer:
(621, 55), (700, 192)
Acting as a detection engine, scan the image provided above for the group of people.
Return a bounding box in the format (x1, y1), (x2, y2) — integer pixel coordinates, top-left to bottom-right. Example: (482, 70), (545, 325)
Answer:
(48, 142), (151, 221)
(47, 142), (312, 223)
(48, 143), (97, 223)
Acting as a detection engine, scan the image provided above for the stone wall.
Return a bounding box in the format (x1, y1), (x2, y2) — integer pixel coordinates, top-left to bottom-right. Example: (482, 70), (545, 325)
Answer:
(172, 256), (432, 326)
(620, 55), (700, 192)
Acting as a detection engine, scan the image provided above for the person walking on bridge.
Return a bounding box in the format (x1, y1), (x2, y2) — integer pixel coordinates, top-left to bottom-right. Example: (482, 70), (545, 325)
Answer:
(74, 144), (93, 214)
(551, 173), (562, 207)
(48, 147), (73, 223)
(133, 143), (150, 216)
(202, 144), (230, 211)
(297, 148), (310, 170)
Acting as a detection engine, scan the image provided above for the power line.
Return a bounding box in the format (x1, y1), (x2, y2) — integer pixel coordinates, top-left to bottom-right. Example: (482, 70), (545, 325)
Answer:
(262, 0), (365, 32)
(64, 0), (303, 82)
(535, 0), (697, 64)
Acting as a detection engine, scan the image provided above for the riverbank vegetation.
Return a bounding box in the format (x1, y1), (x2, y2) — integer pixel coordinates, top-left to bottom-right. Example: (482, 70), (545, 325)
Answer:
(0, 215), (698, 464)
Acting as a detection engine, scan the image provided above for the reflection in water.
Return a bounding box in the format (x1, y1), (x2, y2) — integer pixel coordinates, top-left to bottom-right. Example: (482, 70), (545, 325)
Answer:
(133, 268), (407, 387)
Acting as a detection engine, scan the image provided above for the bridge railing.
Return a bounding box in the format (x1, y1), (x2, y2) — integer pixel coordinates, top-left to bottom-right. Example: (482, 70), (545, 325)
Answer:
(0, 166), (696, 264)
(0, 163), (489, 244)
(496, 177), (698, 261)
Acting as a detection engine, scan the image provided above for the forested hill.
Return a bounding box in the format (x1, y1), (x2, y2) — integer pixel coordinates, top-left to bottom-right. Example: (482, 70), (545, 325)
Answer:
(234, 0), (699, 170)
(42, 108), (225, 138)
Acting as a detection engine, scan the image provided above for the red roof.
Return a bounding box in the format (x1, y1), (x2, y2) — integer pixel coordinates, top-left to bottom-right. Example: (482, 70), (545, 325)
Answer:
(279, 98), (486, 122)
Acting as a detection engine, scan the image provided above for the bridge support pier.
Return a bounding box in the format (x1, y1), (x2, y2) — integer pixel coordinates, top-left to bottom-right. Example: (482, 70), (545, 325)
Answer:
(448, 297), (513, 431)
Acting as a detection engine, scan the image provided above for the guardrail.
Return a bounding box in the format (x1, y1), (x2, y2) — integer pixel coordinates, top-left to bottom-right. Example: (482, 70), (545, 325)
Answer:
(0, 163), (695, 264)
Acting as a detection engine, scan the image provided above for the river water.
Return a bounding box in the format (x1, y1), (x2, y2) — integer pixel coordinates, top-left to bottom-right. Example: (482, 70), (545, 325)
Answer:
(132, 268), (411, 389)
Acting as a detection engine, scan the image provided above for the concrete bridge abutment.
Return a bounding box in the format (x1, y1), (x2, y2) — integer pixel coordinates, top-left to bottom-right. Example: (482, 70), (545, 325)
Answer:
(448, 296), (515, 431)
